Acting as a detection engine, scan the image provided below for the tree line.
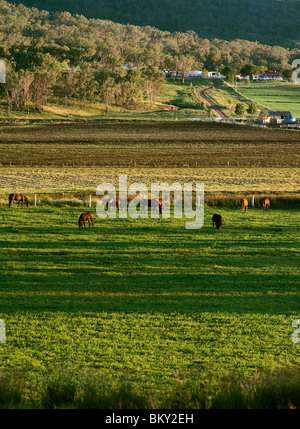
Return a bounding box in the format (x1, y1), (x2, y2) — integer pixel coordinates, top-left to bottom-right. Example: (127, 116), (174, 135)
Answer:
(0, 0), (299, 112)
(6, 0), (300, 47)
(4, 58), (166, 112)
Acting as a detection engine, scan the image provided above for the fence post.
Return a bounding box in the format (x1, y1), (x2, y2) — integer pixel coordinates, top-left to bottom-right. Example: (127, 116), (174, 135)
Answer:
(252, 196), (255, 207)
(89, 195), (92, 208)
(34, 194), (37, 207)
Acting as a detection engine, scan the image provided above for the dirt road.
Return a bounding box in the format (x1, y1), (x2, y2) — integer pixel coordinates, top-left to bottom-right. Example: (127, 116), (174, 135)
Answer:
(199, 87), (228, 120)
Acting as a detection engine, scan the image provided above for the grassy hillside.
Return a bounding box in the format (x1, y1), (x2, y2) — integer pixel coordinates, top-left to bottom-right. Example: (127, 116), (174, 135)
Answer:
(0, 79), (221, 122)
(0, 79), (210, 122)
(3, 78), (295, 122)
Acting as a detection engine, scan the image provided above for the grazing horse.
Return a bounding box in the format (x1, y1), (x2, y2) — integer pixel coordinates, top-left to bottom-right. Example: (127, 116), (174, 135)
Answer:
(262, 197), (270, 211)
(106, 198), (125, 212)
(78, 212), (94, 228)
(9, 193), (29, 207)
(241, 198), (248, 212)
(212, 214), (223, 230)
(159, 197), (168, 213)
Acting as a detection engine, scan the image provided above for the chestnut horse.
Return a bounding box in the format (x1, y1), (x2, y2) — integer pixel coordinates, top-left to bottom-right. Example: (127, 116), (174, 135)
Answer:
(9, 193), (29, 207)
(212, 214), (223, 230)
(78, 212), (94, 228)
(241, 198), (248, 212)
(262, 197), (270, 210)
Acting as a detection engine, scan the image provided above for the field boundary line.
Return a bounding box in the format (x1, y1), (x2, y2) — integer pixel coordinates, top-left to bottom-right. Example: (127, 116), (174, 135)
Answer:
(223, 80), (271, 110)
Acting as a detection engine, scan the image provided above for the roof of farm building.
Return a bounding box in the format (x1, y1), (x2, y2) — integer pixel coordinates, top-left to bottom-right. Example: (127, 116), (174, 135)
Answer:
(268, 111), (292, 116)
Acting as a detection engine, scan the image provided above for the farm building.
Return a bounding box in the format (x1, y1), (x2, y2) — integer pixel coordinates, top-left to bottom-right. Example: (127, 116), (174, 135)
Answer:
(250, 73), (261, 80)
(207, 71), (220, 78)
(250, 71), (283, 81)
(186, 70), (203, 77)
(263, 70), (283, 80)
(259, 110), (296, 124)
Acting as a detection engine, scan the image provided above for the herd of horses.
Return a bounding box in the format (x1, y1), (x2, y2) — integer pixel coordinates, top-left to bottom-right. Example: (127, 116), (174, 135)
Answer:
(241, 197), (270, 212)
(106, 197), (164, 214)
(8, 194), (270, 230)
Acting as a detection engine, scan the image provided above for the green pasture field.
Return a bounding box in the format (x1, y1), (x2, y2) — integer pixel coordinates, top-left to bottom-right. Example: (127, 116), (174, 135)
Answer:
(0, 121), (299, 407)
(237, 86), (300, 117)
(0, 204), (299, 406)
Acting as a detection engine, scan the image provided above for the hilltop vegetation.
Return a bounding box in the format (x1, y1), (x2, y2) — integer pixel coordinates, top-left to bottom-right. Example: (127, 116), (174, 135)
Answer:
(6, 0), (300, 47)
(1, 0), (298, 71)
(0, 0), (299, 119)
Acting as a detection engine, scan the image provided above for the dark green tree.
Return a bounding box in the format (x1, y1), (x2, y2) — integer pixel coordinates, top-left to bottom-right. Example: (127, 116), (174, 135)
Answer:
(235, 102), (247, 116)
(247, 102), (258, 115)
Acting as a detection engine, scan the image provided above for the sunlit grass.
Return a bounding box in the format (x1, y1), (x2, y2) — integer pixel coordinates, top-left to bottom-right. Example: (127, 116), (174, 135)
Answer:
(0, 205), (299, 399)
(238, 86), (300, 117)
(0, 166), (299, 194)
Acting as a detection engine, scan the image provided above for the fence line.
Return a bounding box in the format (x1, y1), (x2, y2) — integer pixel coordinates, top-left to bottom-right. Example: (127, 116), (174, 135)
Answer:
(188, 117), (267, 127)
(223, 80), (271, 110)
(32, 192), (94, 207)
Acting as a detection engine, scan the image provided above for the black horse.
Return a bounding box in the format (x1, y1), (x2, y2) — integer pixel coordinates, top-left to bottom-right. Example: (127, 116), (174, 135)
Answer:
(9, 193), (29, 207)
(141, 198), (162, 214)
(212, 214), (223, 230)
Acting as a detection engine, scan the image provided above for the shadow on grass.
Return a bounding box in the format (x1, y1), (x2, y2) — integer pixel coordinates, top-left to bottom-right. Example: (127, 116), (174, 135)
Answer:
(0, 271), (299, 314)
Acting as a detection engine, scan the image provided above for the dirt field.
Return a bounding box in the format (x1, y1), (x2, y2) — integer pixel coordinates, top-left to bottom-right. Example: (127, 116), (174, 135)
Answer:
(0, 122), (299, 167)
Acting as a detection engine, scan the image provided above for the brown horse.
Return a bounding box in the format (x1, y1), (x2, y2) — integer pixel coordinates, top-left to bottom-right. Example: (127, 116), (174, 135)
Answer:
(212, 214), (223, 230)
(262, 197), (270, 211)
(241, 198), (248, 212)
(106, 198), (125, 212)
(159, 197), (168, 213)
(78, 212), (94, 228)
(9, 193), (29, 207)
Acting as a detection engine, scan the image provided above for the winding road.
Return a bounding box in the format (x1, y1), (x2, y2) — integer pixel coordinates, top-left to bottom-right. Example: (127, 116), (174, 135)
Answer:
(198, 86), (228, 120)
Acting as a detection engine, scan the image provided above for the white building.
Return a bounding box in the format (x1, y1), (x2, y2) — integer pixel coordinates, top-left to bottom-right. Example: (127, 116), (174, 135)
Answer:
(186, 70), (203, 77)
(207, 71), (220, 78)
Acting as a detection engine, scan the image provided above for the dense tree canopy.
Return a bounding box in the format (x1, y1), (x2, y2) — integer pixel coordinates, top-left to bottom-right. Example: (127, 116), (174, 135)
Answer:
(0, 0), (299, 112)
(6, 0), (300, 47)
(1, 0), (298, 72)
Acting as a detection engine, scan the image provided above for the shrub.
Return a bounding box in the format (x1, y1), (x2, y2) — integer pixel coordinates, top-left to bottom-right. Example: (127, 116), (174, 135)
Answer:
(0, 373), (24, 409)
